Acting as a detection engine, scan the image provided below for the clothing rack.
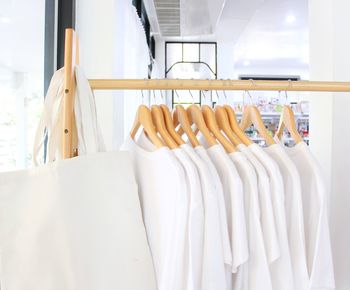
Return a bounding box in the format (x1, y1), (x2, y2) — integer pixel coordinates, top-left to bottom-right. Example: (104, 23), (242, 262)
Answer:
(62, 28), (350, 159)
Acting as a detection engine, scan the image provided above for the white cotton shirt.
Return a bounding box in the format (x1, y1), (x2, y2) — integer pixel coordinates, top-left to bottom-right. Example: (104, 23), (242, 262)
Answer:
(265, 143), (309, 290)
(194, 145), (232, 268)
(237, 144), (280, 264)
(198, 136), (249, 274)
(181, 143), (228, 290)
(247, 143), (295, 290)
(121, 133), (188, 290)
(283, 142), (335, 290)
(136, 132), (204, 290)
(229, 151), (273, 290)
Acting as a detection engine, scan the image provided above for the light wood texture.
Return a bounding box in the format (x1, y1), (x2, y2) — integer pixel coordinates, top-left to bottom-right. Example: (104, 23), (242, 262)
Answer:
(215, 106), (241, 146)
(275, 105), (304, 143)
(173, 105), (200, 147)
(224, 105), (253, 145)
(130, 105), (165, 148)
(202, 105), (236, 153)
(240, 105), (276, 146)
(160, 104), (185, 145)
(151, 105), (178, 149)
(62, 28), (77, 159)
(88, 79), (350, 92)
(187, 104), (217, 147)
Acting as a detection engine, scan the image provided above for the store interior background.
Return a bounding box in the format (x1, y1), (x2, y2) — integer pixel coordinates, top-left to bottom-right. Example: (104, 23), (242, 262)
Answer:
(1, 0), (350, 289)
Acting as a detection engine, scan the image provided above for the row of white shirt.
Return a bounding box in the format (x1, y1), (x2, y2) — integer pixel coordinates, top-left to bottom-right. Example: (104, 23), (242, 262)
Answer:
(121, 131), (335, 290)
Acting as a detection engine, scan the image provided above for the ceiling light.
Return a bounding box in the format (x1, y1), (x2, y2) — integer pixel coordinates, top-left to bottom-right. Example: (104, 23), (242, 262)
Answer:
(286, 14), (296, 24)
(243, 60), (250, 67)
(0, 16), (11, 24)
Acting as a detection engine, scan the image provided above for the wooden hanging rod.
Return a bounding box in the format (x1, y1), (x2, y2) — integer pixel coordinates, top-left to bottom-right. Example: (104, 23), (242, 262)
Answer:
(88, 79), (350, 92)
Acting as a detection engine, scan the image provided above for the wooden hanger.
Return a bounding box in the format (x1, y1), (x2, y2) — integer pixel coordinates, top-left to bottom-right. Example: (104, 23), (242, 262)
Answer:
(130, 105), (165, 148)
(187, 104), (217, 147)
(173, 105), (200, 147)
(240, 105), (276, 146)
(151, 105), (179, 149)
(215, 106), (241, 146)
(224, 105), (253, 145)
(202, 105), (236, 153)
(275, 105), (303, 143)
(160, 104), (185, 145)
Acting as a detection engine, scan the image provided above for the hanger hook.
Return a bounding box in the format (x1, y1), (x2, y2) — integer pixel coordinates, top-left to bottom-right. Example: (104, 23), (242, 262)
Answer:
(174, 89), (181, 105)
(141, 89), (145, 105)
(215, 90), (220, 105)
(160, 90), (165, 104)
(189, 89), (194, 104)
(152, 89), (157, 105)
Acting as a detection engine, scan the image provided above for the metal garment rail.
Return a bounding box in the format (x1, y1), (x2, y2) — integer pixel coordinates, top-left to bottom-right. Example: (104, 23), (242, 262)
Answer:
(62, 28), (350, 159)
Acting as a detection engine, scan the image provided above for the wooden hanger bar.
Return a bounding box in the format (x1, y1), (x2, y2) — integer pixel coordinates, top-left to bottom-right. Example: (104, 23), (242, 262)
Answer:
(88, 79), (350, 92)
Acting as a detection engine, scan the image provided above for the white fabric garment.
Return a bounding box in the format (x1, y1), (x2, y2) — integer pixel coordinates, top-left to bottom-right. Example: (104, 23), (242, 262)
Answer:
(229, 151), (273, 290)
(237, 144), (280, 264)
(121, 133), (188, 290)
(199, 136), (248, 275)
(0, 151), (156, 290)
(205, 144), (248, 290)
(265, 143), (309, 290)
(282, 142), (335, 290)
(33, 66), (105, 165)
(248, 143), (295, 290)
(181, 143), (228, 290)
(194, 145), (232, 268)
(136, 132), (204, 290)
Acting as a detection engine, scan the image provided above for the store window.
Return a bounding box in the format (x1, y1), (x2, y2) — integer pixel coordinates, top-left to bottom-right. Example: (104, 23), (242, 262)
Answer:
(0, 0), (46, 172)
(165, 42), (217, 108)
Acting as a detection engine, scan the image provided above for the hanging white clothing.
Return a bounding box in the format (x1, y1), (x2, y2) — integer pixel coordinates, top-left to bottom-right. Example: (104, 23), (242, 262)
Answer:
(283, 142), (335, 290)
(237, 144), (280, 264)
(121, 133), (188, 290)
(265, 143), (309, 290)
(136, 132), (204, 290)
(194, 145), (233, 268)
(0, 152), (156, 290)
(229, 151), (273, 290)
(181, 143), (228, 290)
(198, 136), (248, 275)
(248, 143), (295, 290)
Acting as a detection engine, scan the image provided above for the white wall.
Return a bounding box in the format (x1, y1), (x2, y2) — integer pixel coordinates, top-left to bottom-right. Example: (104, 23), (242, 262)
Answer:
(76, 0), (150, 148)
(309, 0), (350, 289)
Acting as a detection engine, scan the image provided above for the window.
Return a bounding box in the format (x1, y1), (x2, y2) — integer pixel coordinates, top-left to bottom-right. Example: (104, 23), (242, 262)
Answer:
(165, 42), (217, 108)
(0, 0), (46, 172)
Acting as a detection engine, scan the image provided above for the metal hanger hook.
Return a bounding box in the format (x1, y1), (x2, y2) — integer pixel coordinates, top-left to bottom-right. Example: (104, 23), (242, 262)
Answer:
(141, 89), (145, 105)
(152, 89), (157, 105)
(160, 90), (165, 104)
(174, 89), (181, 104)
(189, 89), (195, 104)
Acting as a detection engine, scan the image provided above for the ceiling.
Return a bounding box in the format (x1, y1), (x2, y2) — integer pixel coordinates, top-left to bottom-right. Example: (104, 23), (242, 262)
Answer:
(150, 0), (309, 76)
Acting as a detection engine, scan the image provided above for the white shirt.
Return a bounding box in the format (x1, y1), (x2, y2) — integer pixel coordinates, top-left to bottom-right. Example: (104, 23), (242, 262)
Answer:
(237, 144), (280, 264)
(194, 145), (233, 268)
(265, 143), (309, 290)
(121, 133), (188, 290)
(181, 143), (228, 290)
(199, 139), (249, 273)
(230, 151), (273, 290)
(137, 133), (204, 290)
(283, 142), (335, 290)
(248, 143), (295, 290)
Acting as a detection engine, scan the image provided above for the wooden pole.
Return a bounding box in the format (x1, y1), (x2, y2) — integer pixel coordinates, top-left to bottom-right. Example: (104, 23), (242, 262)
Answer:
(88, 79), (350, 92)
(62, 28), (76, 159)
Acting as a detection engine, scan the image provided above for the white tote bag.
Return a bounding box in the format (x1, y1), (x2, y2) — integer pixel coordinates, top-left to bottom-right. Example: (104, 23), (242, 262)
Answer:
(0, 151), (157, 290)
(33, 66), (105, 165)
